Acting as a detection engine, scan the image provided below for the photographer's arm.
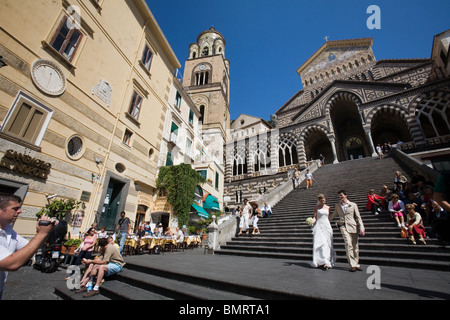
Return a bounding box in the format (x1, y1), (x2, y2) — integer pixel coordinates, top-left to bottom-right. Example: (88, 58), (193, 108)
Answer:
(0, 217), (56, 271)
(0, 233), (47, 271)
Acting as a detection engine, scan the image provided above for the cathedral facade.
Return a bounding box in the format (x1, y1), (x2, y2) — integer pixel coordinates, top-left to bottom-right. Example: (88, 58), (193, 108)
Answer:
(224, 31), (450, 207)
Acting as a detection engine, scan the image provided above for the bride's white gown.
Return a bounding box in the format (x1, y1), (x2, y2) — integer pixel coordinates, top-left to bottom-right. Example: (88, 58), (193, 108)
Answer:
(311, 207), (336, 267)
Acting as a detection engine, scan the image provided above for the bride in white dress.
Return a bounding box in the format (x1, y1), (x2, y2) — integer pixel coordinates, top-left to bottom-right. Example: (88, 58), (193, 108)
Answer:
(311, 193), (336, 270)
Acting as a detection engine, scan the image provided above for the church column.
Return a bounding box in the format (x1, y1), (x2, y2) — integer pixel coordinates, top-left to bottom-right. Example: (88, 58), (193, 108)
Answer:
(270, 129), (279, 173)
(224, 141), (234, 183)
(329, 136), (339, 164)
(364, 126), (378, 157)
(245, 138), (253, 176)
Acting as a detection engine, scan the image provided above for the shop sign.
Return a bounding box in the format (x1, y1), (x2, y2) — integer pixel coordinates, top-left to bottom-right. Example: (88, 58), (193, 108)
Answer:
(0, 149), (51, 180)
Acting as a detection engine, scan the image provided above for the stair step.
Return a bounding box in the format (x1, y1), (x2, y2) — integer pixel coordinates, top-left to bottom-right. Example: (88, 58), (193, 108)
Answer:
(101, 279), (171, 300)
(114, 268), (257, 300)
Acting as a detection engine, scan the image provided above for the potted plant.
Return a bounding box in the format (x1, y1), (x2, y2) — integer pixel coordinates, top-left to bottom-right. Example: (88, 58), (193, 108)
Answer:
(201, 227), (208, 240)
(63, 239), (82, 254)
(36, 198), (81, 221)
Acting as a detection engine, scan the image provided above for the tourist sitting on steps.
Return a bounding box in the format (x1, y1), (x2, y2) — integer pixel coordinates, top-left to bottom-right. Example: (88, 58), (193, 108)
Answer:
(366, 189), (385, 215)
(388, 194), (406, 228)
(75, 237), (125, 298)
(405, 204), (427, 245)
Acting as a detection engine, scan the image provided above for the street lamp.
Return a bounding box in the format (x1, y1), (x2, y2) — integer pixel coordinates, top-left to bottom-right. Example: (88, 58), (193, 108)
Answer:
(0, 56), (7, 68)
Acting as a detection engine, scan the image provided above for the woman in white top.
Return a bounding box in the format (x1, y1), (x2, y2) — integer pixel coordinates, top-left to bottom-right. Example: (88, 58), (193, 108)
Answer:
(238, 199), (252, 236)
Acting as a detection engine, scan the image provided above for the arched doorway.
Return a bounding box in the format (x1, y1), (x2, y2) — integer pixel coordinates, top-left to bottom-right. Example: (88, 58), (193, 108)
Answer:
(151, 211), (170, 231)
(134, 205), (148, 233)
(370, 107), (412, 145)
(329, 92), (368, 161)
(303, 127), (332, 164)
(344, 136), (365, 160)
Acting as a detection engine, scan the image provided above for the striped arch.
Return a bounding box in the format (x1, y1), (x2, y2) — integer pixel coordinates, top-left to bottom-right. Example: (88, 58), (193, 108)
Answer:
(366, 104), (415, 145)
(299, 124), (332, 167)
(324, 90), (363, 119)
(300, 123), (331, 140)
(365, 104), (411, 128)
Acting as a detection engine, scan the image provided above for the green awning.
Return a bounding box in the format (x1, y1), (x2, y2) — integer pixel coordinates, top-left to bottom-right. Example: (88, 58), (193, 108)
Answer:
(203, 195), (220, 211)
(191, 203), (209, 218)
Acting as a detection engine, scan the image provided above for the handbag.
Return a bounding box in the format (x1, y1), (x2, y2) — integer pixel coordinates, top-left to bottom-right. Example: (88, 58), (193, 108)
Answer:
(74, 241), (84, 253)
(400, 228), (407, 238)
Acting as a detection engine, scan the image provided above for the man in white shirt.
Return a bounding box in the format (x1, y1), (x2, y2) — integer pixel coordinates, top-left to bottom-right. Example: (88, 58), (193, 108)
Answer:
(262, 202), (272, 218)
(0, 194), (57, 299)
(175, 227), (184, 244)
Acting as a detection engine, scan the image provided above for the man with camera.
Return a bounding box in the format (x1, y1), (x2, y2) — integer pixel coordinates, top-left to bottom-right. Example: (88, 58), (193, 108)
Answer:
(0, 193), (57, 299)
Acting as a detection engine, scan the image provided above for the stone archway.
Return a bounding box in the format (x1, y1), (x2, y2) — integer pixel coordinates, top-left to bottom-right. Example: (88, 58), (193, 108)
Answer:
(301, 126), (333, 164)
(327, 91), (368, 161)
(368, 105), (413, 146)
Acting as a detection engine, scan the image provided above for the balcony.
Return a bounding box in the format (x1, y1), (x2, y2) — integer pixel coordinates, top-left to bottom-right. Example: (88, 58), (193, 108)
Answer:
(168, 132), (178, 146)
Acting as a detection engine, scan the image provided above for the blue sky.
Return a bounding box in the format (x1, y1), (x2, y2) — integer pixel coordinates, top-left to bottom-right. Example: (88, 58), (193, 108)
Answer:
(147, 0), (450, 121)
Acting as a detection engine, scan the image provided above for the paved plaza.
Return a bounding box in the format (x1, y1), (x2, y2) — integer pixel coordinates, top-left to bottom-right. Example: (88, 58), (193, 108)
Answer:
(3, 248), (450, 301)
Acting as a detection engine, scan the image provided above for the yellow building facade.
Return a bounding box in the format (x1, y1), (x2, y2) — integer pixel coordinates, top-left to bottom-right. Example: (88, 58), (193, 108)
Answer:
(0, 0), (180, 237)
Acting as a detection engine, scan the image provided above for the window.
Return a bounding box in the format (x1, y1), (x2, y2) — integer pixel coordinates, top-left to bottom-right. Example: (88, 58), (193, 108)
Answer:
(50, 16), (83, 62)
(123, 129), (133, 146)
(171, 122), (179, 135)
(278, 137), (298, 167)
(194, 71), (209, 85)
(253, 143), (271, 172)
(215, 171), (219, 190)
(66, 135), (85, 160)
(185, 138), (192, 153)
(232, 146), (248, 176)
(1, 92), (53, 146)
(128, 91), (143, 120)
(199, 105), (205, 124)
(141, 45), (153, 71)
(165, 152), (173, 166)
(189, 109), (194, 125)
(148, 148), (155, 160)
(197, 170), (207, 180)
(175, 91), (181, 109)
(115, 163), (126, 173)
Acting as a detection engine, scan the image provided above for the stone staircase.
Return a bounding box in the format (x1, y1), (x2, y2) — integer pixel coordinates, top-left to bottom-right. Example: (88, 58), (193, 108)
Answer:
(53, 157), (450, 301)
(216, 157), (450, 271)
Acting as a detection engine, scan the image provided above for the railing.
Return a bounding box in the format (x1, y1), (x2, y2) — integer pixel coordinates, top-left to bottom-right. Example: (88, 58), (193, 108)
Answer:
(391, 148), (440, 184)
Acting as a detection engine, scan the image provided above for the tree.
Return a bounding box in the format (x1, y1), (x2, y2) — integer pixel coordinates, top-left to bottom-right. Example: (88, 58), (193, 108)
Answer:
(156, 163), (206, 227)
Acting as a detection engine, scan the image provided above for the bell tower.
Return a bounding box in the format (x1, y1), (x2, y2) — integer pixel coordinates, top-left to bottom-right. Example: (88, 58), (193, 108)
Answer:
(182, 27), (230, 165)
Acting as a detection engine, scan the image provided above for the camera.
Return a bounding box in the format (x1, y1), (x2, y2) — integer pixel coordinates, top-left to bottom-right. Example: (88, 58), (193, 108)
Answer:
(38, 220), (55, 226)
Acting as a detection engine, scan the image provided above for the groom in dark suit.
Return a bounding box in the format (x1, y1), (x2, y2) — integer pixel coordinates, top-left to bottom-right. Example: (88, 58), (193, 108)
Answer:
(329, 189), (365, 272)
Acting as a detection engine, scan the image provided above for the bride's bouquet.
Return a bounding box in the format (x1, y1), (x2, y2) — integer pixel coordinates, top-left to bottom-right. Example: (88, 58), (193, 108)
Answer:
(306, 217), (315, 226)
